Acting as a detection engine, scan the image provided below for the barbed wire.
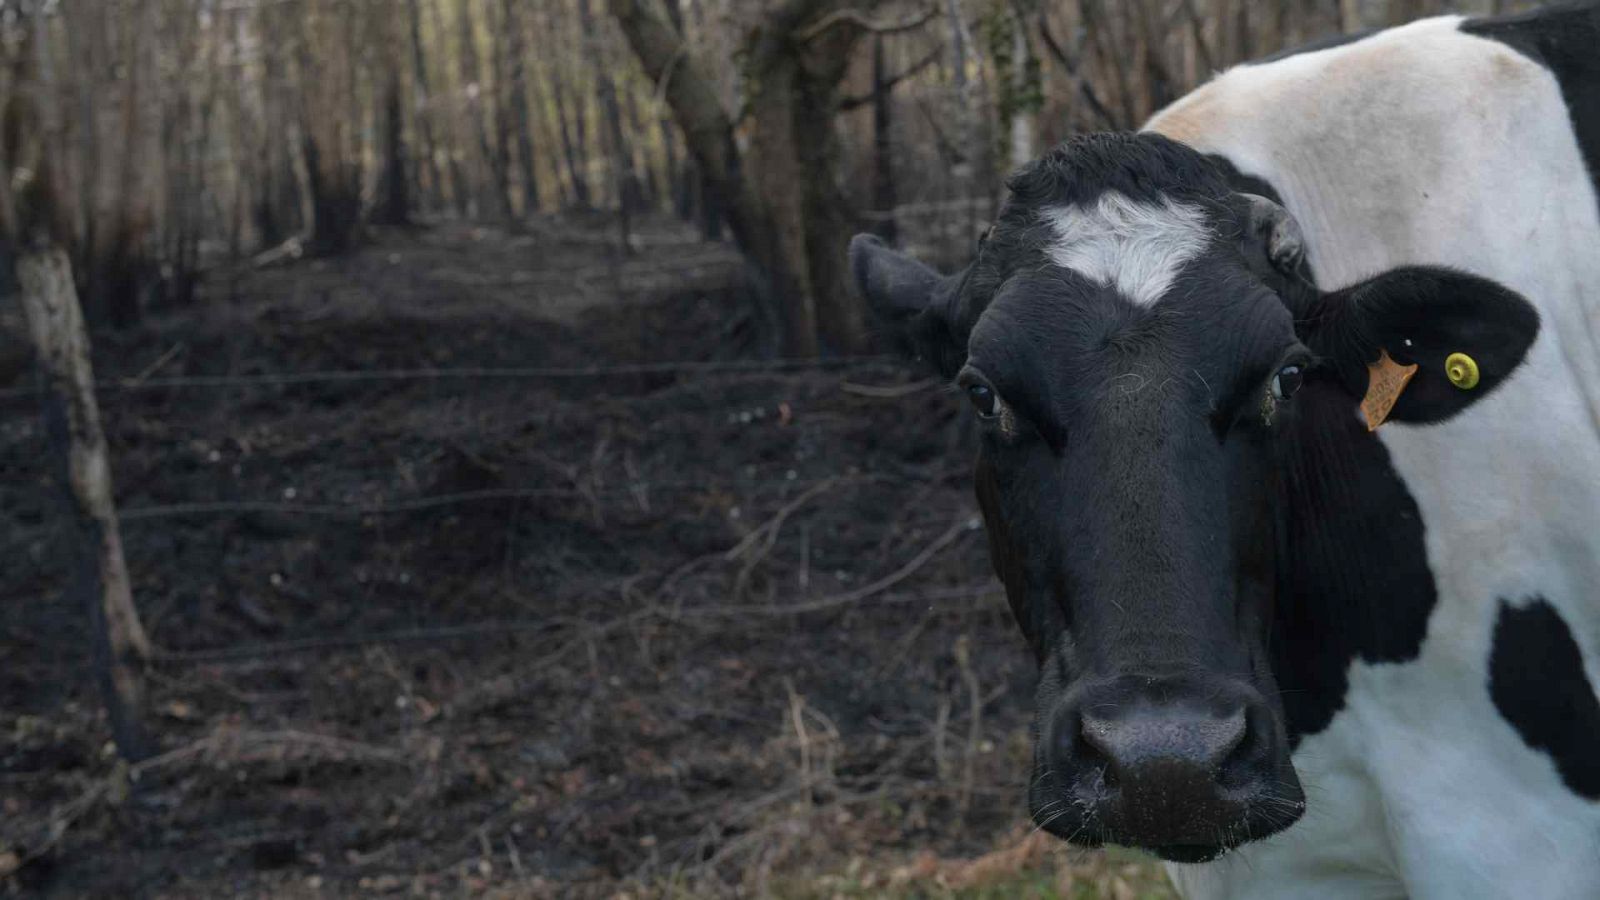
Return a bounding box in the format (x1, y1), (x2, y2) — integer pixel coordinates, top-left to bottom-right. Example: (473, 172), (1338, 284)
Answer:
(0, 354), (903, 403)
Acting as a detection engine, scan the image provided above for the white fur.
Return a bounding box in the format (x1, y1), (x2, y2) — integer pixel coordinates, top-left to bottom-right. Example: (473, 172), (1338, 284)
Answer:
(1042, 191), (1210, 306)
(1147, 16), (1600, 899)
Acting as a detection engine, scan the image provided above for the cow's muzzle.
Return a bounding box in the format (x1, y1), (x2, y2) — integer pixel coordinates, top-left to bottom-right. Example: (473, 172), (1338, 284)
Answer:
(1030, 673), (1304, 862)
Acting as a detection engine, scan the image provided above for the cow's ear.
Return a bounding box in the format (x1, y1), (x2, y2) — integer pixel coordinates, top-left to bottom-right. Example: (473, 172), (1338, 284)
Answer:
(1305, 266), (1539, 424)
(850, 233), (968, 376)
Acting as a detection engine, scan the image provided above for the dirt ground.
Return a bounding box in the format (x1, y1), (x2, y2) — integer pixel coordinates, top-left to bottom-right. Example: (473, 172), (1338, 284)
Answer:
(0, 217), (1173, 898)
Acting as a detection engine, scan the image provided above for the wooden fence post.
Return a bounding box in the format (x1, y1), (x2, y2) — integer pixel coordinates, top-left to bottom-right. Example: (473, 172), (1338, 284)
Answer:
(16, 242), (154, 762)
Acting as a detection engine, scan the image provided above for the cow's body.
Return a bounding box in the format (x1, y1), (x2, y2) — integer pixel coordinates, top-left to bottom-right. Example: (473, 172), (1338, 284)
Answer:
(1145, 10), (1600, 899)
(850, 5), (1600, 897)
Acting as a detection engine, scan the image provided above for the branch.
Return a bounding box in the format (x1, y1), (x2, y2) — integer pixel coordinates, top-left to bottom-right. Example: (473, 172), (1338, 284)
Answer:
(1178, 0), (1216, 73)
(837, 44), (944, 110)
(608, 0), (753, 244)
(797, 5), (939, 42)
(1036, 9), (1120, 130)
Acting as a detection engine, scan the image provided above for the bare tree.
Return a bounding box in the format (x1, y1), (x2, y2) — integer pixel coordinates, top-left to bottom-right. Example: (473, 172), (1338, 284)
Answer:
(2, 10), (151, 761)
(375, 7), (412, 228)
(294, 0), (364, 255)
(455, 0), (513, 221)
(580, 0), (639, 247)
(501, 0), (542, 215)
(611, 0), (922, 355)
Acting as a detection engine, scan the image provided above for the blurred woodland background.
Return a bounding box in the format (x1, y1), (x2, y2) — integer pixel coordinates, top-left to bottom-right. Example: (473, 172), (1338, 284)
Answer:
(0, 0), (1541, 897)
(0, 0), (1532, 352)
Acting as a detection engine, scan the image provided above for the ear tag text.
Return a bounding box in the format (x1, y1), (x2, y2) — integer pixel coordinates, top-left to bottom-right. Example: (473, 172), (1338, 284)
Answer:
(1445, 352), (1480, 389)
(1361, 350), (1418, 431)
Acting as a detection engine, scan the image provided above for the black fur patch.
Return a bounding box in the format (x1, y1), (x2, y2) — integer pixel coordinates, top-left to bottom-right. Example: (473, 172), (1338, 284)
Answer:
(1463, 4), (1600, 219)
(1488, 598), (1600, 800)
(1271, 377), (1437, 744)
(1005, 132), (1237, 210)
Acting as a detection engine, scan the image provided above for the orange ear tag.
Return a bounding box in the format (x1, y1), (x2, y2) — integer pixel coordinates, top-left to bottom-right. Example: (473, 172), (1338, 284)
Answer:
(1360, 350), (1418, 431)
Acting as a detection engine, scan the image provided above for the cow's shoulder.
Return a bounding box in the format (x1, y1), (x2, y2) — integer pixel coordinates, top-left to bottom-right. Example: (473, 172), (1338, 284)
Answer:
(1244, 27), (1381, 66)
(1461, 3), (1600, 215)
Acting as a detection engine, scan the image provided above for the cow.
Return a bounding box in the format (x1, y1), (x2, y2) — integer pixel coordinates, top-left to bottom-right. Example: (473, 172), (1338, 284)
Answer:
(849, 5), (1600, 898)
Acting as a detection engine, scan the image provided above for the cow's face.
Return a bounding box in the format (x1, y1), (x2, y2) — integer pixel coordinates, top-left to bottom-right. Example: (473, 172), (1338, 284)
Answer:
(851, 133), (1538, 862)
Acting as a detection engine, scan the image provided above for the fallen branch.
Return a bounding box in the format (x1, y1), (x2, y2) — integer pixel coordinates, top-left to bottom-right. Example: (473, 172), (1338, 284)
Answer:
(250, 235), (305, 268)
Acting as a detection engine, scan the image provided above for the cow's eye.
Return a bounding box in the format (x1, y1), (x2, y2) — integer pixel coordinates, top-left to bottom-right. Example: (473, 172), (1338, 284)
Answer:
(1271, 364), (1304, 401)
(967, 383), (999, 418)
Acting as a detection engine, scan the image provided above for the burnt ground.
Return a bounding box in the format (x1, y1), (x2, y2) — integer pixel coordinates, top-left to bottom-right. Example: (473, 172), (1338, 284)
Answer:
(0, 217), (1172, 898)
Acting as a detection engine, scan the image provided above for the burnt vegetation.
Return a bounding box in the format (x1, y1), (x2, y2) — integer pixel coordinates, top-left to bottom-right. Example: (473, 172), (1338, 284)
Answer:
(0, 0), (1533, 895)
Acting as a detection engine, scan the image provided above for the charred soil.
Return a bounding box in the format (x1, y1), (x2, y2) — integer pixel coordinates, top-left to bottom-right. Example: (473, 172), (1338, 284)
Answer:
(0, 218), (1169, 898)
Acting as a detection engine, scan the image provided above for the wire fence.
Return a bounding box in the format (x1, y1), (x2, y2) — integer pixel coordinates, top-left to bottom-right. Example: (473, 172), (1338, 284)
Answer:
(147, 581), (997, 666)
(5, 353), (927, 529)
(0, 354), (901, 403)
(7, 351), (964, 670)
(115, 474), (897, 522)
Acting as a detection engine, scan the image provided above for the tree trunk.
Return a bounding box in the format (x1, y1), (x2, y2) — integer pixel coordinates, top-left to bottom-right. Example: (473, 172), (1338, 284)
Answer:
(2, 10), (151, 762)
(16, 247), (153, 761)
(456, 0), (513, 221)
(66, 0), (157, 328)
(622, 87), (660, 209)
(301, 134), (362, 255)
(579, 0), (637, 247)
(485, 0), (520, 224)
(661, 0), (695, 223)
(421, 0), (472, 215)
(375, 71), (410, 225)
(871, 34), (898, 243)
(549, 45), (593, 210)
(610, 0), (872, 355)
(406, 0), (450, 211)
(1009, 17), (1036, 171)
(501, 0), (542, 214)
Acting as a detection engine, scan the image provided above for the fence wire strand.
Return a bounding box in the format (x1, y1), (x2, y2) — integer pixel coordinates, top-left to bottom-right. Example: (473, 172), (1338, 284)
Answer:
(0, 355), (901, 402)
(115, 475), (907, 522)
(6, 351), (963, 673)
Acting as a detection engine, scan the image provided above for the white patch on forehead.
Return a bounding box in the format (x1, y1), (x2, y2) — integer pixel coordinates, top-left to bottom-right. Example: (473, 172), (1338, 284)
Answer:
(1041, 191), (1210, 307)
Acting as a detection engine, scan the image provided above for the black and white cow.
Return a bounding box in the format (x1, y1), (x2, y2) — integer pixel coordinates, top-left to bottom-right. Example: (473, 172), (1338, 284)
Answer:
(851, 5), (1600, 897)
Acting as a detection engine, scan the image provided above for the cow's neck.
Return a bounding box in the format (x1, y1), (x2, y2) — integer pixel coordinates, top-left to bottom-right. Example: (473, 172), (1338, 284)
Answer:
(1268, 379), (1438, 746)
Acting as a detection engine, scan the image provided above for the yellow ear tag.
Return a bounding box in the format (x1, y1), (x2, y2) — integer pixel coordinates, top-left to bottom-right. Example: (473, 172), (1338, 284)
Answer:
(1445, 352), (1480, 389)
(1360, 350), (1418, 431)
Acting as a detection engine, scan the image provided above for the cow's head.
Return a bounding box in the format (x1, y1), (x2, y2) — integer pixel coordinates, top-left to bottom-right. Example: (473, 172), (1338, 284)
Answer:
(850, 133), (1538, 862)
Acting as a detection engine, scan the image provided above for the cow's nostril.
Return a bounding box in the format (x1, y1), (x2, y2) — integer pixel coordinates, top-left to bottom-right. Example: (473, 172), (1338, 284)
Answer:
(1076, 710), (1118, 769)
(1211, 708), (1250, 768)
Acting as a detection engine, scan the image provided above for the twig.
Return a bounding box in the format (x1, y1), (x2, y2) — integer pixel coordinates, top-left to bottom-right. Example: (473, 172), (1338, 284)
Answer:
(784, 678), (813, 805)
(955, 634), (982, 816)
(837, 45), (946, 110)
(723, 477), (848, 599)
(13, 728), (407, 868)
(745, 512), (972, 614)
(125, 342), (186, 387)
(797, 5), (938, 42)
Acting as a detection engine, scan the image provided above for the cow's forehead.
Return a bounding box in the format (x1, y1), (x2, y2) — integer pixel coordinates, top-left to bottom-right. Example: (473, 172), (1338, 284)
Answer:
(968, 247), (1297, 425)
(1040, 191), (1215, 308)
(975, 132), (1240, 314)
